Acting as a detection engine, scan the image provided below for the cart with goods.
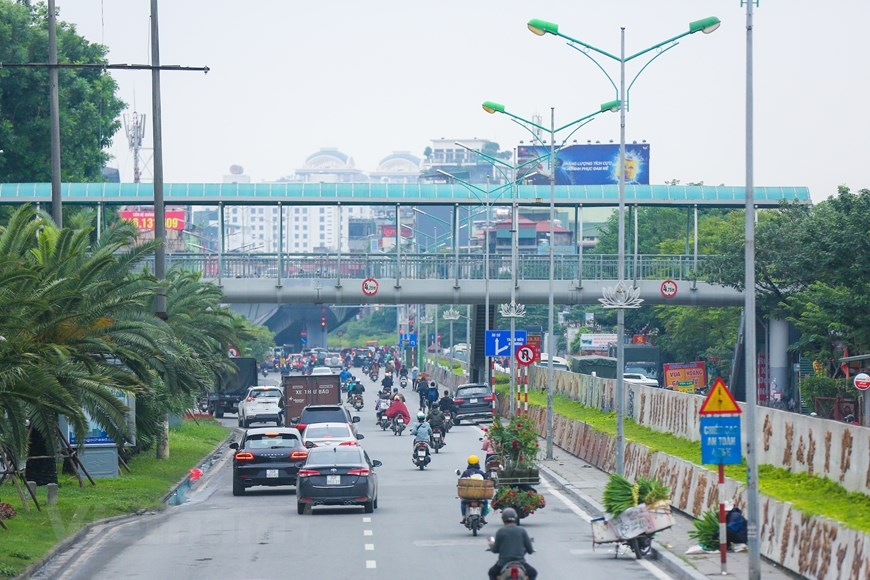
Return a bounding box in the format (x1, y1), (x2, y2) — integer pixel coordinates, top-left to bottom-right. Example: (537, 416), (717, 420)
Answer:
(593, 473), (675, 559)
(484, 416), (546, 522)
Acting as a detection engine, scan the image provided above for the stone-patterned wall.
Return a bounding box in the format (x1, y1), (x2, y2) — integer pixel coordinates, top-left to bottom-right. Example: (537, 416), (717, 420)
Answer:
(529, 368), (870, 495)
(500, 397), (870, 580)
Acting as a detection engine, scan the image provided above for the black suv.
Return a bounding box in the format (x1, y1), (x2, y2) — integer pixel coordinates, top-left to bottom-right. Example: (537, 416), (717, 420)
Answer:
(452, 383), (495, 424)
(293, 404), (360, 434)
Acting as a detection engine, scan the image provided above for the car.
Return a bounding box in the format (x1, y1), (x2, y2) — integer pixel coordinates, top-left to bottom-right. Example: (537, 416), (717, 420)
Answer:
(310, 366), (335, 376)
(293, 404), (361, 434)
(302, 422), (364, 448)
(452, 382), (495, 425)
(324, 353), (343, 368)
(623, 372), (660, 387)
(237, 386), (284, 428)
(538, 354), (571, 372)
(228, 427), (307, 496)
(296, 445), (381, 514)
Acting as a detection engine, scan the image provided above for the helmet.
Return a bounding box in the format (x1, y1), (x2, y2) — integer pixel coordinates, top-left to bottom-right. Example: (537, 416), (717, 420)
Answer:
(417, 412), (425, 421)
(467, 455), (479, 466)
(501, 507), (518, 523)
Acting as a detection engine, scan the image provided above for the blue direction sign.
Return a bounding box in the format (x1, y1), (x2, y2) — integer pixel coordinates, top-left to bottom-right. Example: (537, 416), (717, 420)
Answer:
(700, 416), (742, 465)
(485, 330), (527, 357)
(399, 332), (418, 347)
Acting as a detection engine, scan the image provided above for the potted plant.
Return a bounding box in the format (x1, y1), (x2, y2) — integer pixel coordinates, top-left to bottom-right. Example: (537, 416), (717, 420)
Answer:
(484, 415), (540, 481)
(491, 485), (546, 519)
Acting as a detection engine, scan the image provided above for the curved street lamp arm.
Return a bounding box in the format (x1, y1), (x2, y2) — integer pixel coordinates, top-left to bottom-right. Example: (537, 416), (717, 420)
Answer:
(625, 42), (680, 111)
(565, 43), (619, 99)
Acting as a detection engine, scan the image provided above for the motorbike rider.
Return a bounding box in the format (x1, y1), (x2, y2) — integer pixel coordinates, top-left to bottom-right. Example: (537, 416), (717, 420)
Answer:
(410, 412), (432, 459)
(438, 389), (459, 415)
(376, 387), (392, 423)
(487, 507), (536, 580)
(415, 375), (429, 410)
(381, 372), (394, 392)
(347, 378), (365, 403)
(459, 455), (489, 524)
(426, 381), (440, 410)
(340, 367), (353, 385)
(385, 395), (411, 428)
(391, 387), (406, 402)
(426, 405), (447, 443)
(410, 365), (420, 384)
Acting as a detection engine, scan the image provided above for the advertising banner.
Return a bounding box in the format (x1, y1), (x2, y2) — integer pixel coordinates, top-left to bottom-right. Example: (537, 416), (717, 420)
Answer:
(663, 362), (707, 393)
(517, 143), (650, 186)
(579, 333), (618, 350)
(119, 210), (185, 231)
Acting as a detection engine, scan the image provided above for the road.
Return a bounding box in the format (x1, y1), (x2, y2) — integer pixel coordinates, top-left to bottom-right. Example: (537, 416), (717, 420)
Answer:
(35, 371), (672, 579)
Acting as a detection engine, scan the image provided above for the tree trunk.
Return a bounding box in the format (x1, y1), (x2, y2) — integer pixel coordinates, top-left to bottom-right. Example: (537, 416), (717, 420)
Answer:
(155, 416), (169, 459)
(25, 429), (58, 485)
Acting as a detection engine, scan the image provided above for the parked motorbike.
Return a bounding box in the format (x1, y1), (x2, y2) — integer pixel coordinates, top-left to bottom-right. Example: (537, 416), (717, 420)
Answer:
(351, 394), (364, 411)
(392, 416), (406, 436)
(461, 500), (487, 536)
(400, 376), (408, 389)
(412, 440), (431, 470)
(430, 427), (444, 453)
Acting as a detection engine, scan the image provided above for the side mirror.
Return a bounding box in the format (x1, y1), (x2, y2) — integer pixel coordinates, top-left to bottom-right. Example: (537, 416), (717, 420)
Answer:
(304, 441), (315, 449)
(356, 433), (365, 440)
(352, 416), (361, 423)
(455, 468), (462, 476)
(372, 460), (383, 468)
(229, 442), (239, 450)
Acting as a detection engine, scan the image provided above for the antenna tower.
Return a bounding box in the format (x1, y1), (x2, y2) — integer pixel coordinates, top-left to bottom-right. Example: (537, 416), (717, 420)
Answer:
(123, 112), (147, 183)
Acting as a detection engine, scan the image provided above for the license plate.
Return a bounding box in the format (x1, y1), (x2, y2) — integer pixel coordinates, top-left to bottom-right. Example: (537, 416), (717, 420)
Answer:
(433, 433), (441, 439)
(468, 506), (482, 516)
(417, 450), (426, 457)
(470, 398), (479, 403)
(266, 469), (279, 478)
(327, 475), (341, 485)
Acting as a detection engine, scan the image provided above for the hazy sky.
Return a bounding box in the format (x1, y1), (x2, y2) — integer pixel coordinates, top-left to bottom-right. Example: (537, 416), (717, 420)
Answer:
(57, 1), (868, 203)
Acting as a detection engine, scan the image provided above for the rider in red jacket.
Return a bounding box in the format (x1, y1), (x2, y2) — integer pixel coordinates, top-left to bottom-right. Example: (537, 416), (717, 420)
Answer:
(385, 396), (411, 425)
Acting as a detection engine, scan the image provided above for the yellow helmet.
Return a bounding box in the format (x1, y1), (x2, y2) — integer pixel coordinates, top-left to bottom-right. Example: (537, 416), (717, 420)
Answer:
(467, 455), (480, 466)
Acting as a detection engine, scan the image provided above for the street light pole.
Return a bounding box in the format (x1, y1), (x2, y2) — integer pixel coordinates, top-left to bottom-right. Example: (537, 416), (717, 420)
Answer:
(444, 308), (461, 382)
(527, 14), (720, 475)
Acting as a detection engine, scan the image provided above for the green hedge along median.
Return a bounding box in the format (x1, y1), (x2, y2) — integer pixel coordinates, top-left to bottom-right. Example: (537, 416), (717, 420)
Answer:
(0, 419), (229, 578)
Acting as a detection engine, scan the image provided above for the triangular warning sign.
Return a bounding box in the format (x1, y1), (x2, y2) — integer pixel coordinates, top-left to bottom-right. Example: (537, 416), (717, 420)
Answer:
(699, 377), (742, 415)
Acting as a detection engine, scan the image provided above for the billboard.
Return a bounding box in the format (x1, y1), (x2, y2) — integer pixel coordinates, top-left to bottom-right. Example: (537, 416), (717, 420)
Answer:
(517, 143), (650, 186)
(579, 333), (618, 350)
(663, 362), (707, 393)
(119, 209), (186, 231)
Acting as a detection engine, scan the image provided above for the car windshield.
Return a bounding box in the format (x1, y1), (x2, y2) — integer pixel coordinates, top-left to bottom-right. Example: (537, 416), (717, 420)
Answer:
(306, 448), (363, 467)
(245, 433), (300, 449)
(249, 389), (281, 399)
(305, 425), (351, 438)
(457, 386), (489, 397)
(300, 409), (345, 422)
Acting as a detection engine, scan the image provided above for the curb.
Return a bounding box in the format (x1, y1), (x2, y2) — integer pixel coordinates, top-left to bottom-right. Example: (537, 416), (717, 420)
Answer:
(18, 428), (235, 579)
(537, 462), (708, 580)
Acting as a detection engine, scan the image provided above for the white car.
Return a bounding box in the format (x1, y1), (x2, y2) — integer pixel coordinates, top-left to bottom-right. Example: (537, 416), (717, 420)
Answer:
(238, 386), (284, 428)
(302, 422), (364, 448)
(623, 373), (660, 388)
(310, 366), (335, 376)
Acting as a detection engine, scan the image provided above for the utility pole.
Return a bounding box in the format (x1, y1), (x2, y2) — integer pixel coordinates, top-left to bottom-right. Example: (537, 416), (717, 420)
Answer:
(48, 0), (62, 226)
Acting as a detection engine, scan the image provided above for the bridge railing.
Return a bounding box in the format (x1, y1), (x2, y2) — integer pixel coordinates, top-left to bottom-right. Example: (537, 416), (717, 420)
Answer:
(156, 252), (720, 282)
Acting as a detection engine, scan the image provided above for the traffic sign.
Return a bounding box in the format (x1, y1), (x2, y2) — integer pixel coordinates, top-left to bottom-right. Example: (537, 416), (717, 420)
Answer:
(515, 344), (537, 366)
(362, 278), (379, 296)
(485, 330), (527, 357)
(227, 344), (239, 357)
(399, 332), (418, 347)
(854, 372), (870, 391)
(660, 279), (678, 298)
(699, 377), (742, 415)
(700, 416), (742, 464)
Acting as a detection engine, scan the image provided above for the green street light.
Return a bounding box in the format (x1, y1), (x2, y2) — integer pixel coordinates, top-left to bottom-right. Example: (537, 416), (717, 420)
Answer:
(527, 16), (720, 477)
(481, 101), (617, 456)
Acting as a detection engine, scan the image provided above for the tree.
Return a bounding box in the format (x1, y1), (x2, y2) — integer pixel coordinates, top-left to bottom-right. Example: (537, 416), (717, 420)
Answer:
(0, 1), (126, 183)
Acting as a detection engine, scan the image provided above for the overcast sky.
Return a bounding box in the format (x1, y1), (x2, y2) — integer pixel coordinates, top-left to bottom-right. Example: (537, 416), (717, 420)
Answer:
(57, 0), (868, 203)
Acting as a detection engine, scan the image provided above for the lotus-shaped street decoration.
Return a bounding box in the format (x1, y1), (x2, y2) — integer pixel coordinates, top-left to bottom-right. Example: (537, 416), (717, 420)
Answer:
(598, 280), (644, 309)
(499, 302), (526, 318)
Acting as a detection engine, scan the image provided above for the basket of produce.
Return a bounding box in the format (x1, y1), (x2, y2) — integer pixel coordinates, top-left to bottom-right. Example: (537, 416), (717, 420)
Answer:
(457, 478), (495, 500)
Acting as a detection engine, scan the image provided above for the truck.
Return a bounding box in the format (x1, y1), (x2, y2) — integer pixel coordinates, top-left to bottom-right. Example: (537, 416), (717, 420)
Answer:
(281, 373), (342, 426)
(208, 357), (258, 418)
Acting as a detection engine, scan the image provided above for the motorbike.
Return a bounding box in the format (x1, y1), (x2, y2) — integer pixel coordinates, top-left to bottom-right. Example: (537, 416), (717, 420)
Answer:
(484, 454), (502, 485)
(442, 410), (454, 433)
(368, 369), (379, 382)
(399, 376), (408, 389)
(378, 411), (391, 431)
(430, 427), (444, 453)
(361, 362), (371, 374)
(351, 394), (364, 411)
(461, 499), (487, 536)
(261, 368), (268, 378)
(412, 440), (431, 470)
(392, 416), (406, 436)
(496, 561), (529, 580)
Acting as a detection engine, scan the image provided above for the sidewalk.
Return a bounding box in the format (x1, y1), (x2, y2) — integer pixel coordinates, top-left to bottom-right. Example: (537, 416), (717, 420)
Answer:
(536, 439), (800, 579)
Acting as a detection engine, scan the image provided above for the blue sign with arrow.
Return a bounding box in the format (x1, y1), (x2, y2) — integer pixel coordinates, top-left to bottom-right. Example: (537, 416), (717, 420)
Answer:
(399, 332), (417, 347)
(485, 330), (527, 357)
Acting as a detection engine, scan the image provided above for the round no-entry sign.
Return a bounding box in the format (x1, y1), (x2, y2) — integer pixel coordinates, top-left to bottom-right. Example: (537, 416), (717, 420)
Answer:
(515, 344), (537, 367)
(660, 279), (678, 298)
(854, 372), (870, 391)
(362, 278), (379, 296)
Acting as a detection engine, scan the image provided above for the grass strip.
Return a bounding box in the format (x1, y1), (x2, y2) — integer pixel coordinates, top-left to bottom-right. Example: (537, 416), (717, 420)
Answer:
(0, 419), (229, 578)
(496, 384), (870, 533)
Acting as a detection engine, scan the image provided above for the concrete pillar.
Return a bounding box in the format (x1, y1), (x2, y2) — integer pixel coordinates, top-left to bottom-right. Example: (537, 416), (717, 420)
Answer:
(26, 480), (36, 499)
(47, 483), (58, 505)
(769, 319), (789, 403)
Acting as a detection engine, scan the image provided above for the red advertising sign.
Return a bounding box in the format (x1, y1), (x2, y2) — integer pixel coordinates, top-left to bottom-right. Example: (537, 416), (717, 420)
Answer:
(526, 334), (542, 364)
(119, 210), (185, 231)
(663, 361), (707, 393)
(380, 225), (413, 238)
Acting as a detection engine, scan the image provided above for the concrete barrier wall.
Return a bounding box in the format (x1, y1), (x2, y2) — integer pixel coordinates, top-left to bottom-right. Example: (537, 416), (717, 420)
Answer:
(529, 367), (870, 495)
(499, 397), (870, 580)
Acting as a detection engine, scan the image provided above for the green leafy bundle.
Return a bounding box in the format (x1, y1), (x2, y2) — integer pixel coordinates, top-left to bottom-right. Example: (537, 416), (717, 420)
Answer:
(637, 476), (671, 506)
(688, 509), (720, 551)
(602, 473), (671, 517)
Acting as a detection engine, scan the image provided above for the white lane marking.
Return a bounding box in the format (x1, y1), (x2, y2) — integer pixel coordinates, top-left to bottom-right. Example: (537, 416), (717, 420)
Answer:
(366, 560), (377, 569)
(541, 479), (593, 523)
(364, 529), (373, 536)
(638, 559), (673, 579)
(362, 517), (372, 523)
(365, 544), (374, 551)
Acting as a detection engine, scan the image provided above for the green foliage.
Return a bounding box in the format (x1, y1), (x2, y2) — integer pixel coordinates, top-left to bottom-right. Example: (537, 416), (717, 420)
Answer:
(689, 510), (720, 551)
(798, 374), (850, 401)
(484, 415), (539, 469)
(491, 486), (546, 515)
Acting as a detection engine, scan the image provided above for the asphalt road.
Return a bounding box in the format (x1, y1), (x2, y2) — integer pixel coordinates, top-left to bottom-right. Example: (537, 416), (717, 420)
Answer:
(35, 371), (673, 579)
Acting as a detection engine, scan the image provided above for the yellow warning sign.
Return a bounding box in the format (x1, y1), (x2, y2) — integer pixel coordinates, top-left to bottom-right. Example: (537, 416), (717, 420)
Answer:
(699, 377), (742, 415)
